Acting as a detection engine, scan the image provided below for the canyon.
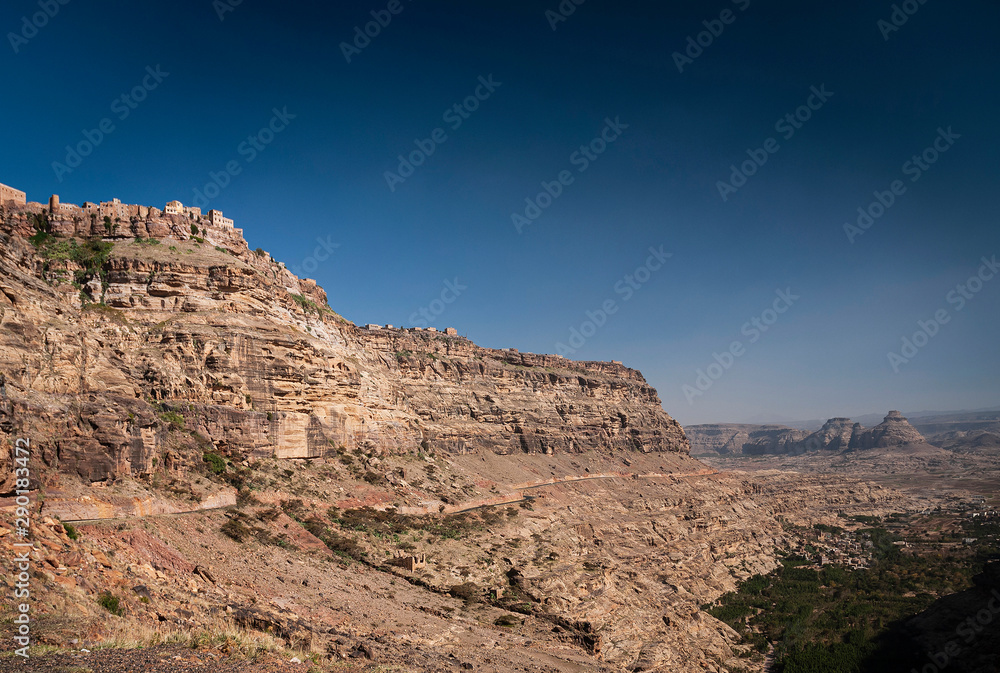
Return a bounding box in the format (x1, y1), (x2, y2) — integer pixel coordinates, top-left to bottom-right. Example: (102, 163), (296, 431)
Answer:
(0, 199), (993, 672)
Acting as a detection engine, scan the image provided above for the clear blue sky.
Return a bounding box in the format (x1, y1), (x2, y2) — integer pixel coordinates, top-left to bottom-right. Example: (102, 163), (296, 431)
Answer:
(2, 0), (998, 424)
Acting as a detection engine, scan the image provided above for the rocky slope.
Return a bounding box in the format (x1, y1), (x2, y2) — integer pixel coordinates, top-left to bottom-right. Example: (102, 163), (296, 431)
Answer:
(0, 198), (925, 672)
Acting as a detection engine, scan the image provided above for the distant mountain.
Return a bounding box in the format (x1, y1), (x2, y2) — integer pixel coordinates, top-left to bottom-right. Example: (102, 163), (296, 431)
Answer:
(729, 406), (1000, 436)
(689, 411), (930, 456)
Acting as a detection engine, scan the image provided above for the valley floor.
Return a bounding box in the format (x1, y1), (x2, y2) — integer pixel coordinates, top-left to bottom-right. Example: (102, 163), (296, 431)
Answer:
(1, 449), (925, 672)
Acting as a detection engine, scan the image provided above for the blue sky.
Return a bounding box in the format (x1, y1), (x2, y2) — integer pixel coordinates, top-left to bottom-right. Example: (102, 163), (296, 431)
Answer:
(2, 0), (998, 424)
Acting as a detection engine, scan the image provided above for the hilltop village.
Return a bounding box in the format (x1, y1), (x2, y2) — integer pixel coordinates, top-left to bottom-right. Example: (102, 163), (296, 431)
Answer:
(1, 180), (237, 233)
(1, 180), (464, 337)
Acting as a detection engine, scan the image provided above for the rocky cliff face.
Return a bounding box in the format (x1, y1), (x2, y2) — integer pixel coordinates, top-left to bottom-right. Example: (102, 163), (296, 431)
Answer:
(699, 412), (928, 456)
(800, 417), (862, 452)
(687, 424), (807, 455)
(0, 203), (687, 488)
(852, 411), (926, 449)
(739, 427), (810, 455)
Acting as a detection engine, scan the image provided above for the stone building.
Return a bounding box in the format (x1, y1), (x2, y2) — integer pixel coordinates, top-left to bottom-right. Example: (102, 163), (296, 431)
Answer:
(67, 198), (149, 221)
(165, 200), (201, 219)
(391, 554), (426, 571)
(207, 209), (234, 228)
(0, 182), (27, 207)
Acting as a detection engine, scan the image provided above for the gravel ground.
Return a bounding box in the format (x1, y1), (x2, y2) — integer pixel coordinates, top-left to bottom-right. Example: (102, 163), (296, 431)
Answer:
(0, 645), (328, 673)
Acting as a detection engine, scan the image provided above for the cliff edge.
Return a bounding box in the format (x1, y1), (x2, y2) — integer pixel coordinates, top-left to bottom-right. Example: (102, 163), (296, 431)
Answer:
(0, 198), (687, 488)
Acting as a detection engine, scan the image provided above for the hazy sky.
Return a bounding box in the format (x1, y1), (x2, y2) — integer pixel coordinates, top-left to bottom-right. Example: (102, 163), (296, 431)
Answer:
(3, 0), (998, 424)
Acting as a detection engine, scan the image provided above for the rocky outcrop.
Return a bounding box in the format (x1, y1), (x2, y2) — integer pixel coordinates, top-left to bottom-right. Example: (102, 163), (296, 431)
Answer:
(685, 424), (796, 455)
(740, 427), (810, 455)
(852, 410), (926, 449)
(0, 203), (687, 489)
(799, 417), (863, 452)
(698, 412), (928, 456)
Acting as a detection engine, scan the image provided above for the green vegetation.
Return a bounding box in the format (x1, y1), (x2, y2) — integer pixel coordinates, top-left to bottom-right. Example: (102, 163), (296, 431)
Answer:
(203, 452), (227, 475)
(97, 591), (123, 616)
(158, 410), (185, 428)
(62, 522), (79, 540)
(220, 510), (294, 549)
(191, 222), (199, 235)
(706, 523), (1000, 673)
(289, 293), (319, 312)
(448, 582), (482, 603)
(31, 212), (51, 235)
(35, 237), (115, 300)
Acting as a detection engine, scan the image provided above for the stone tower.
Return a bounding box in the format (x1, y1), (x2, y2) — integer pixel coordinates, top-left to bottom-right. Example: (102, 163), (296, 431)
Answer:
(49, 194), (59, 215)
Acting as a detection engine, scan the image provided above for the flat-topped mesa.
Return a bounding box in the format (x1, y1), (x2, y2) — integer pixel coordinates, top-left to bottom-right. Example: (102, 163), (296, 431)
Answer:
(351, 325), (650, 382)
(0, 187), (689, 483)
(852, 411), (926, 449)
(733, 410), (928, 454)
(794, 417), (860, 452)
(740, 427), (810, 455)
(347, 325), (688, 457)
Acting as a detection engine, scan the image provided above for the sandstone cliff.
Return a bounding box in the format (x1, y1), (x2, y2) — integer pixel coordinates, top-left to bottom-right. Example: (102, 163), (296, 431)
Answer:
(687, 424), (806, 455)
(0, 202), (687, 489)
(695, 411), (928, 456)
(852, 411), (926, 449)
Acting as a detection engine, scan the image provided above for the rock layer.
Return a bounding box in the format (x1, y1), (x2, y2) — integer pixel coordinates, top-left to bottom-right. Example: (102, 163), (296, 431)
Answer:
(0, 203), (687, 486)
(692, 411), (928, 456)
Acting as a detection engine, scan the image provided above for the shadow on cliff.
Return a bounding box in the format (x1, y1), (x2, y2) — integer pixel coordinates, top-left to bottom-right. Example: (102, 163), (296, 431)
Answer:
(859, 560), (1000, 673)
